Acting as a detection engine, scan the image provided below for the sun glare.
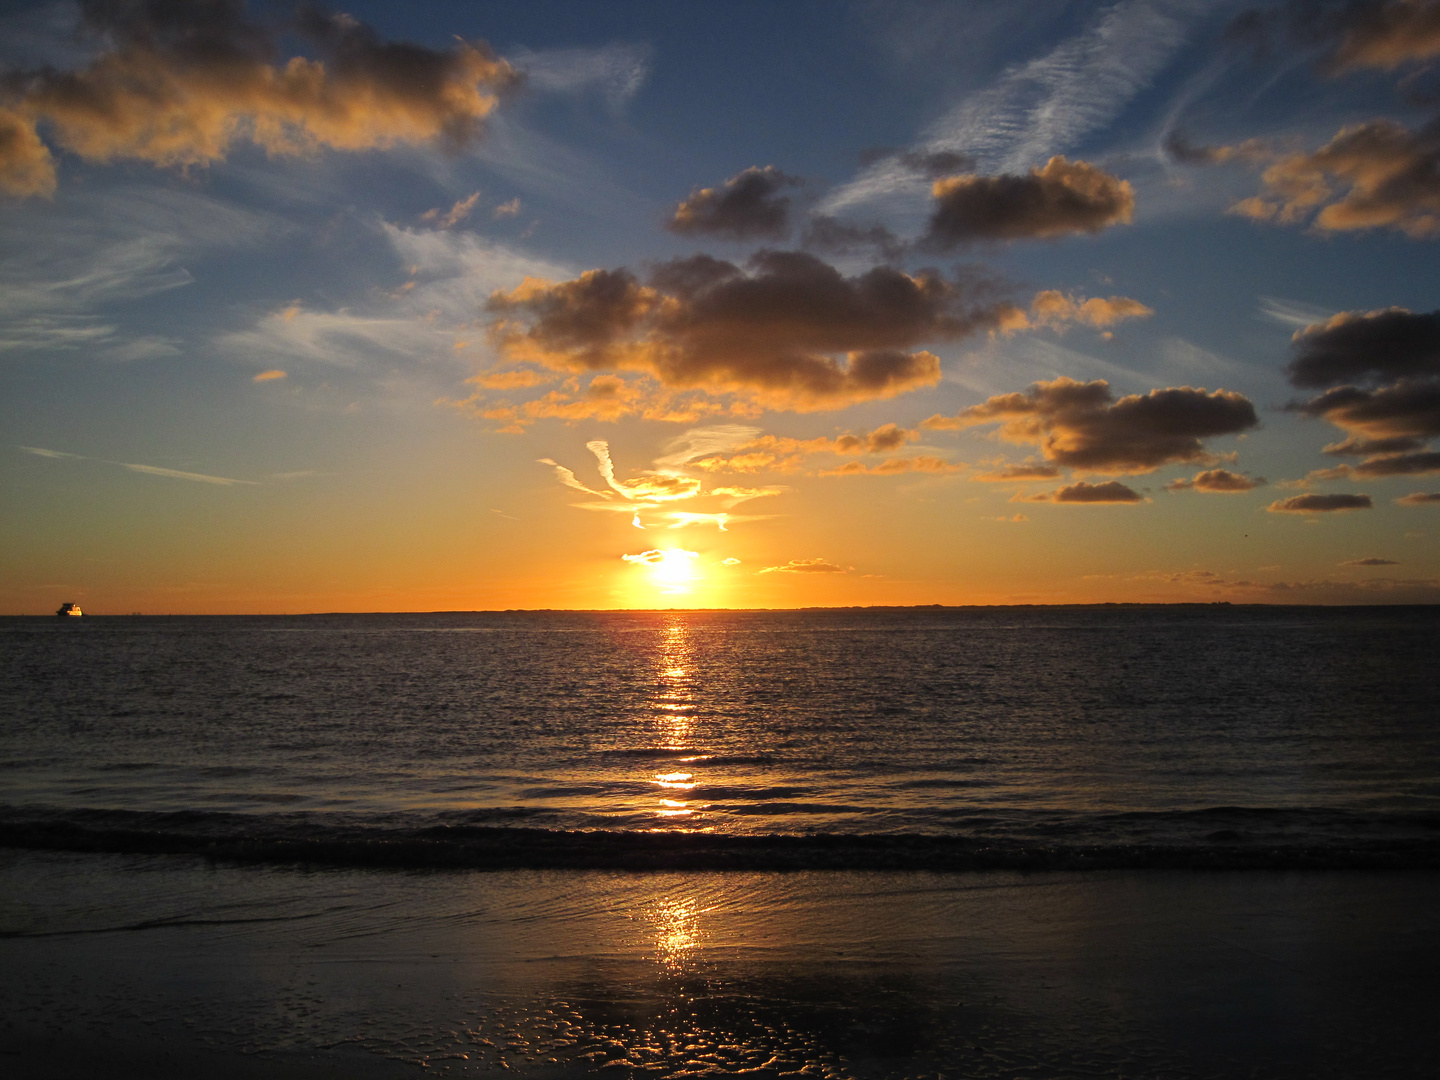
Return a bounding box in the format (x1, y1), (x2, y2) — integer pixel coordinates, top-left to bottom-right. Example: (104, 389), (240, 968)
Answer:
(621, 547), (702, 598)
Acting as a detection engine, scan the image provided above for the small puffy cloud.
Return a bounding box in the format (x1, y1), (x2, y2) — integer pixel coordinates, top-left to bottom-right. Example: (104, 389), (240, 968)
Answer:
(1287, 308), (1440, 388)
(1267, 492), (1374, 512)
(1232, 119), (1440, 238)
(1025, 291), (1153, 331)
(1396, 491), (1440, 504)
(252, 369), (286, 382)
(422, 192), (482, 229)
(922, 157), (1134, 248)
(819, 456), (961, 477)
(1166, 468), (1265, 492)
(759, 558), (849, 574)
(719, 557), (741, 566)
(0, 2), (519, 197)
(488, 251), (1025, 411)
(924, 377), (1258, 475)
(666, 166), (801, 240)
(1019, 480), (1144, 503)
(1342, 557), (1400, 566)
(493, 197), (522, 219)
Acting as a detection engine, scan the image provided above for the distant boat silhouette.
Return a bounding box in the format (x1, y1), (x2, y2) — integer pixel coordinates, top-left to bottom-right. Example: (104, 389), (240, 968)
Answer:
(56, 602), (82, 617)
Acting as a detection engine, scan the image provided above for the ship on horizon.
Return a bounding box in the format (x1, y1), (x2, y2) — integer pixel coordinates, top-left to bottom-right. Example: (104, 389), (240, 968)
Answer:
(56, 602), (82, 617)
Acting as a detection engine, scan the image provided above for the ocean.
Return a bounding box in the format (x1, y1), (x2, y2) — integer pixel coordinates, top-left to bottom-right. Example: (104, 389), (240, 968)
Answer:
(3, 606), (1439, 1077)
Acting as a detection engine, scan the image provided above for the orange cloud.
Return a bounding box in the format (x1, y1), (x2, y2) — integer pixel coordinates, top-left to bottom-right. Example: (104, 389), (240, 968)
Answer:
(1231, 120), (1440, 238)
(971, 460), (1062, 482)
(488, 251), (1022, 411)
(818, 456), (961, 476)
(922, 157), (1134, 247)
(1165, 468), (1265, 492)
(0, 4), (517, 197)
(1396, 491), (1440, 504)
(422, 192), (482, 229)
(925, 377), (1258, 474)
(1025, 290), (1153, 330)
(758, 558), (849, 574)
(252, 369), (287, 382)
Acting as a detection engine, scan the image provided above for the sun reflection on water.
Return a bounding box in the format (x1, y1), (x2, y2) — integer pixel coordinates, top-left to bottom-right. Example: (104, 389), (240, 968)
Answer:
(650, 619), (703, 822)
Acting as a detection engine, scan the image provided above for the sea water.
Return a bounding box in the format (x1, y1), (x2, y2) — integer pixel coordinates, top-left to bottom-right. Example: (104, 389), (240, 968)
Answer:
(2, 605), (1437, 862)
(3, 606), (1440, 1077)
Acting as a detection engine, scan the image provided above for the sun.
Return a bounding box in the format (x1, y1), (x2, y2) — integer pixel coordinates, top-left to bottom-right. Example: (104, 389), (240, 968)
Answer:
(621, 548), (702, 598)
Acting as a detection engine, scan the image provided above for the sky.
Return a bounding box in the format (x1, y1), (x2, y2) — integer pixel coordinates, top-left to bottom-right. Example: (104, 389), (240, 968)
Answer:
(3, 0), (1440, 612)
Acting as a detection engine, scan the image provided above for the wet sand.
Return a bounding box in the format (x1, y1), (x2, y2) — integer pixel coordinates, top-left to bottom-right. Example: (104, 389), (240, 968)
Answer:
(2, 851), (1438, 1078)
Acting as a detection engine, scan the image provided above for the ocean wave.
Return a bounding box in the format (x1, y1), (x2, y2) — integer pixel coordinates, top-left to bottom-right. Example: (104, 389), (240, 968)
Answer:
(2, 805), (1437, 872)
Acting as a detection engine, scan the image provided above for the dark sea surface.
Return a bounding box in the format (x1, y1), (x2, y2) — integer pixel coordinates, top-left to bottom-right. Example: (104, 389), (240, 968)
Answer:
(3, 605), (1438, 868)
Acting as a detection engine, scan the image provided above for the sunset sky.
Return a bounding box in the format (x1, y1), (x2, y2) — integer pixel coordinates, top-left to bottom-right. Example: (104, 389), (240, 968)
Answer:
(3, 0), (1439, 612)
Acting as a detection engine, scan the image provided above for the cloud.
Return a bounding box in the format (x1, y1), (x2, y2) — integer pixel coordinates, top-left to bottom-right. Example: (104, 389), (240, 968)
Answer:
(758, 558), (849, 574)
(653, 425), (763, 469)
(1163, 131), (1274, 166)
(422, 192), (482, 229)
(252, 369), (286, 383)
(800, 214), (905, 260)
(538, 457), (611, 497)
(1229, 0), (1440, 74)
(708, 485), (787, 507)
(623, 548), (697, 565)
(1267, 492), (1374, 512)
(824, 0), (1194, 212)
(488, 250), (1027, 411)
(1286, 308), (1440, 389)
(493, 197), (522, 218)
(1342, 557), (1400, 566)
(922, 157), (1134, 248)
(1296, 381), (1440, 440)
(666, 166), (801, 240)
(684, 424), (920, 473)
(1231, 119), (1440, 238)
(971, 460), (1062, 482)
(924, 377), (1258, 474)
(1020, 480), (1144, 503)
(1166, 468), (1265, 492)
(1323, 434), (1426, 455)
(20, 444), (256, 485)
(1352, 450), (1440, 475)
(507, 41), (651, 108)
(0, 2), (520, 197)
(1397, 491), (1440, 503)
(1025, 290), (1154, 330)
(819, 456), (961, 476)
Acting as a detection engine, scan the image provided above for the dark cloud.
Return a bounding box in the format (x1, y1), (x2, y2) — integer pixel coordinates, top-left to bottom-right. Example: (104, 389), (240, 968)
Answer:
(1228, 1), (1440, 73)
(666, 166), (801, 240)
(1352, 449), (1440, 475)
(1163, 130), (1273, 166)
(972, 461), (1062, 482)
(1267, 492), (1374, 512)
(1166, 468), (1266, 492)
(1286, 308), (1440, 388)
(1342, 556), (1400, 565)
(488, 250), (1029, 410)
(1021, 480), (1144, 504)
(1296, 380), (1440, 439)
(924, 377), (1259, 475)
(922, 156), (1134, 248)
(0, 0), (518, 197)
(1396, 490), (1440, 503)
(1323, 434), (1426, 455)
(857, 147), (976, 177)
(800, 215), (906, 260)
(1232, 118), (1440, 238)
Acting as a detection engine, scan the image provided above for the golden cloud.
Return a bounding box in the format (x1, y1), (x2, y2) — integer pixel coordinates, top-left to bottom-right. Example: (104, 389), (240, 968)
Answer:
(1165, 468), (1265, 492)
(818, 456), (961, 476)
(758, 558), (849, 574)
(1017, 480), (1144, 504)
(0, 3), (518, 197)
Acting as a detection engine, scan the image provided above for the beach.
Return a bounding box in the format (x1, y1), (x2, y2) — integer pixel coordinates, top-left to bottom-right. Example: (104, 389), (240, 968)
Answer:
(5, 850), (1438, 1078)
